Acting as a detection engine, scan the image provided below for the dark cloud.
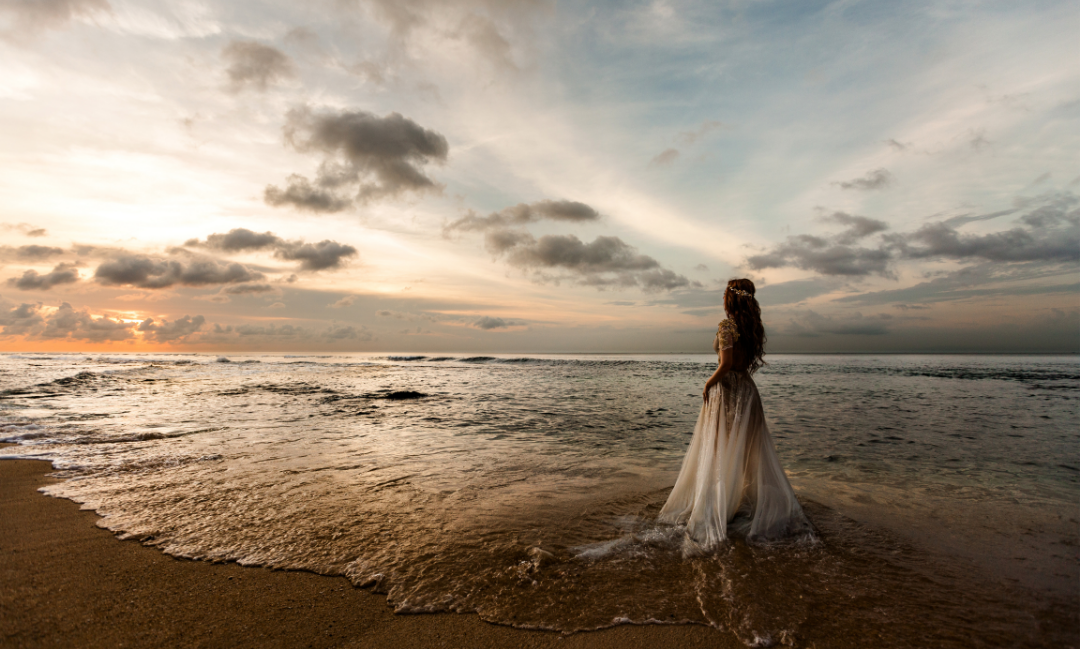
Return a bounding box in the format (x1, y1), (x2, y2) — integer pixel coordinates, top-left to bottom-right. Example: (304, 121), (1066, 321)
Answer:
(0, 0), (109, 39)
(191, 228), (282, 251)
(493, 233), (693, 291)
(836, 262), (1080, 308)
(227, 322), (370, 342)
(138, 315), (205, 342)
(7, 262), (79, 290)
(186, 228), (358, 273)
(0, 302), (45, 335)
(893, 304), (931, 311)
(473, 316), (518, 330)
(321, 324), (369, 341)
(650, 148), (679, 166)
(885, 139), (909, 151)
(94, 255), (264, 289)
(748, 194), (1079, 277)
(275, 240), (358, 271)
(41, 303), (134, 342)
(222, 40), (296, 92)
(835, 168), (892, 191)
(894, 196), (1078, 263)
(15, 245), (65, 259)
(444, 199), (600, 235)
(264, 175), (353, 213)
(1, 223), (47, 237)
(823, 212), (889, 244)
(895, 222), (1079, 263)
(221, 283), (276, 295)
(447, 198), (688, 291)
(746, 234), (893, 277)
(266, 107), (449, 211)
(941, 208), (1017, 228)
(235, 323), (305, 337)
(694, 264), (709, 271)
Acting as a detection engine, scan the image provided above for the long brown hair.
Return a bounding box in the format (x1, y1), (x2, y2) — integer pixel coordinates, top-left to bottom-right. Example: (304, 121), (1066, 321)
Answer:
(723, 278), (766, 374)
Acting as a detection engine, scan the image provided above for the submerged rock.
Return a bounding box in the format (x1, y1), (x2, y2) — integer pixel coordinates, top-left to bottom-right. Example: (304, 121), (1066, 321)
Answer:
(380, 390), (427, 400)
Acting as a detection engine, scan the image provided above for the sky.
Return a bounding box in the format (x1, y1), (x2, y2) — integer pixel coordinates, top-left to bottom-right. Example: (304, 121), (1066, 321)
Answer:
(0, 0), (1077, 353)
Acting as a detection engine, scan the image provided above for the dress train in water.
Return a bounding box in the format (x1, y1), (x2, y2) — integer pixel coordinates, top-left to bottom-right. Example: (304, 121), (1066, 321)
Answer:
(659, 368), (812, 546)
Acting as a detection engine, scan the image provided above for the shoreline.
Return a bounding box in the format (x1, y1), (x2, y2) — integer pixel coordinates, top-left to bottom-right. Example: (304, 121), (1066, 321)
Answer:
(0, 457), (739, 649)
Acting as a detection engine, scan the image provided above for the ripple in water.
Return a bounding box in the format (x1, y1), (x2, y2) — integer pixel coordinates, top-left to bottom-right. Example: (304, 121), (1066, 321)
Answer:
(0, 353), (1076, 647)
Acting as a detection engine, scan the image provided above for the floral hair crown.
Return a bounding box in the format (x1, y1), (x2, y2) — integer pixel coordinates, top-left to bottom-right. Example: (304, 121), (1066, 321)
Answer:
(727, 285), (753, 298)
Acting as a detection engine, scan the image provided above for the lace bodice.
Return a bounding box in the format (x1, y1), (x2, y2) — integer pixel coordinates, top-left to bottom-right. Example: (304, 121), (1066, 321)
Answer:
(712, 319), (739, 355)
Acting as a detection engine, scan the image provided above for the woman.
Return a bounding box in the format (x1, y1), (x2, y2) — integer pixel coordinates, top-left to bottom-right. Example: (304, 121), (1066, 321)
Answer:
(659, 278), (811, 546)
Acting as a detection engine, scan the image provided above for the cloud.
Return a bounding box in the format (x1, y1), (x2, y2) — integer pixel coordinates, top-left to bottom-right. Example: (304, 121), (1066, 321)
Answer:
(894, 196), (1078, 263)
(0, 0), (109, 40)
(264, 175), (353, 213)
(225, 322), (371, 342)
(235, 323), (305, 337)
(895, 222), (1079, 263)
(321, 324), (369, 341)
(822, 212), (890, 244)
(836, 262), (1079, 308)
(969, 129), (991, 151)
(14, 245), (65, 259)
(220, 283), (276, 295)
(784, 310), (890, 337)
(356, 0), (545, 72)
(0, 302), (45, 335)
(835, 168), (893, 191)
(265, 107), (449, 211)
(650, 148), (679, 166)
(274, 240), (358, 271)
(746, 234), (893, 277)
(94, 255), (264, 289)
(1, 223), (47, 237)
(755, 277), (838, 306)
(190, 228), (281, 251)
(6, 262), (80, 290)
(893, 304), (931, 311)
(747, 194), (1079, 277)
(444, 199), (600, 234)
(495, 233), (694, 291)
(448, 198), (688, 291)
(330, 295), (358, 308)
(138, 315), (205, 342)
(41, 303), (134, 342)
(472, 315), (520, 330)
(222, 40), (296, 92)
(186, 228), (358, 272)
(941, 208), (1017, 228)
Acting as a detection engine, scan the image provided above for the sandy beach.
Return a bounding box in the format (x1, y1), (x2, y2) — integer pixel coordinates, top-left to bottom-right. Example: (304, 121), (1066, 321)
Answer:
(1, 456), (743, 649)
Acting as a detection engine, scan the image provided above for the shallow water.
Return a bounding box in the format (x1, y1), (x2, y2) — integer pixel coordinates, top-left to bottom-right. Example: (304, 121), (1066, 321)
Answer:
(1, 353), (1077, 647)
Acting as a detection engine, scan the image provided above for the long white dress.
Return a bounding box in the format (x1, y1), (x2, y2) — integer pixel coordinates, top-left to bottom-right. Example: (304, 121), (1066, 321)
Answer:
(659, 319), (812, 546)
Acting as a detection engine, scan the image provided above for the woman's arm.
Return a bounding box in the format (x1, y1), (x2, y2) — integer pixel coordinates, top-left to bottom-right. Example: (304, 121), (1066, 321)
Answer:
(702, 346), (734, 403)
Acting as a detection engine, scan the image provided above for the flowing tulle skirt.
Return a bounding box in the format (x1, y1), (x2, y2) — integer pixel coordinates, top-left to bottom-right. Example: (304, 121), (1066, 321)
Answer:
(659, 370), (812, 546)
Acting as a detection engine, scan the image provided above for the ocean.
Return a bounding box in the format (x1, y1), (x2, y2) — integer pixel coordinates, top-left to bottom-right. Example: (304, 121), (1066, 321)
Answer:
(1, 353), (1076, 647)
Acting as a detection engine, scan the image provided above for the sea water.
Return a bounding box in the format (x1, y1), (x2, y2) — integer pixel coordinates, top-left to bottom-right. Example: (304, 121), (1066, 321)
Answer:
(1, 353), (1076, 647)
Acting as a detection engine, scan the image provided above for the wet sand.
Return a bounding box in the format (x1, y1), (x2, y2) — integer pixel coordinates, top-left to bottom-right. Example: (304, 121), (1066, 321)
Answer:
(0, 457), (740, 649)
